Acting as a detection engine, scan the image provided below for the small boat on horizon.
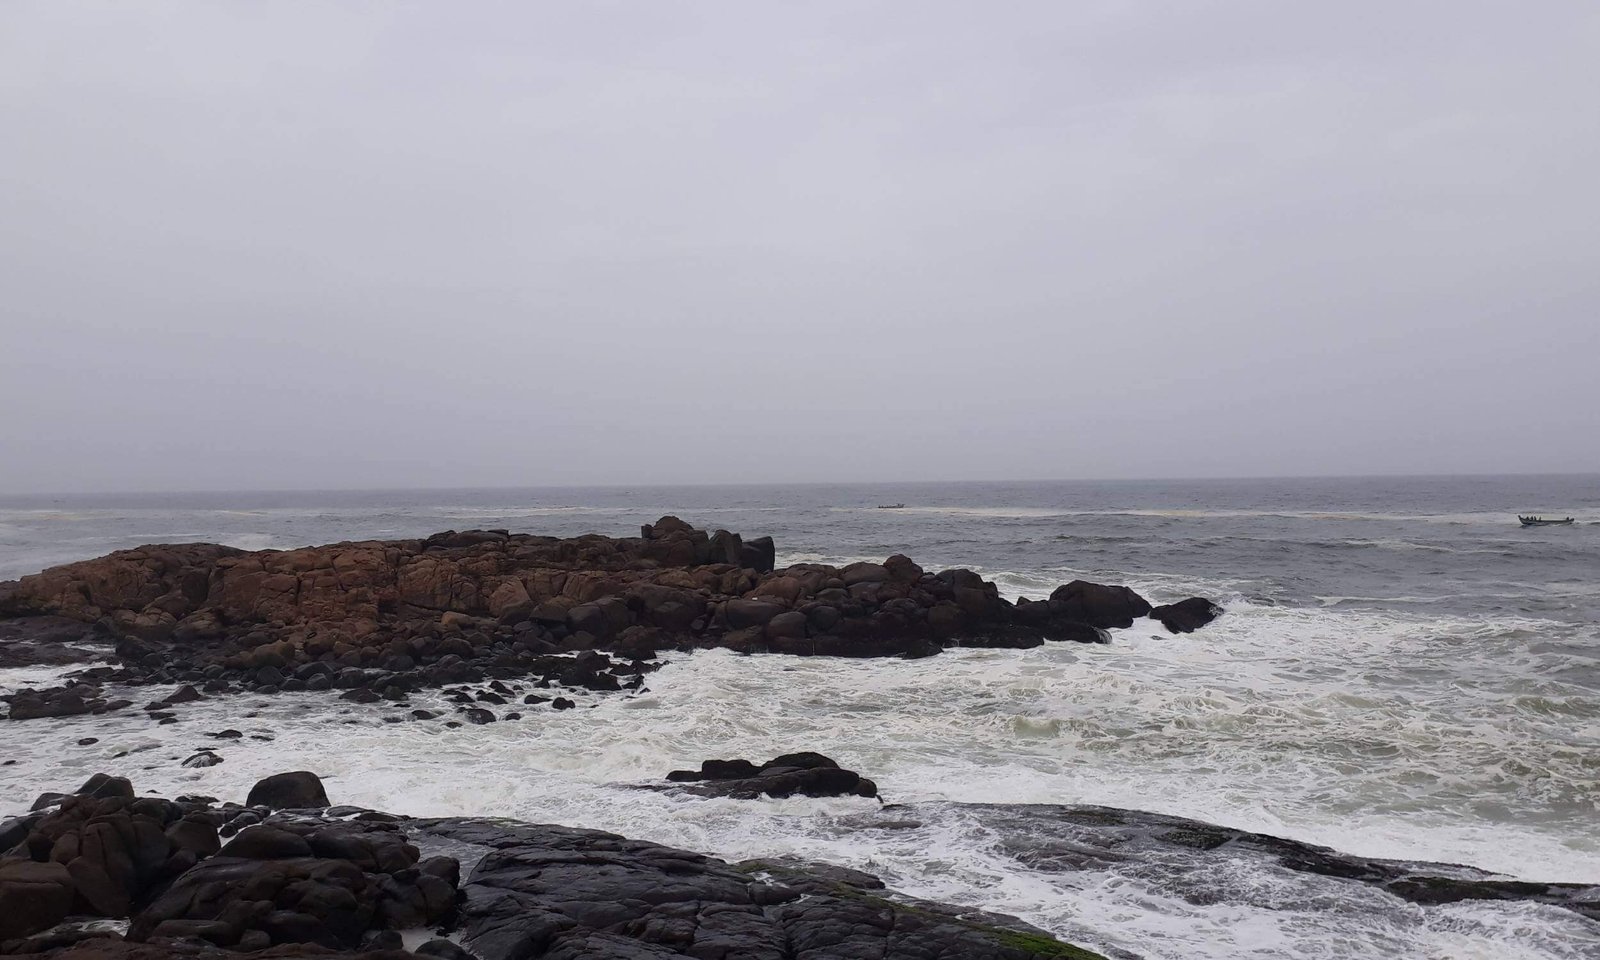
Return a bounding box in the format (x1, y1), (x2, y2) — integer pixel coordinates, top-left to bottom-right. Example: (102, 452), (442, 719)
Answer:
(876, 503), (906, 509)
(1518, 515), (1575, 527)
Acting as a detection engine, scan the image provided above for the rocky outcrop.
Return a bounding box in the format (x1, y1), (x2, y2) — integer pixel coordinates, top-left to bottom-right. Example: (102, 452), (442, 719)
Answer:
(129, 818), (456, 950)
(0, 777), (223, 937)
(662, 752), (879, 800)
(3, 777), (1106, 960)
(1150, 597), (1223, 633)
(0, 773), (459, 952)
(0, 520), (1181, 699)
(422, 818), (1104, 960)
(963, 802), (1600, 923)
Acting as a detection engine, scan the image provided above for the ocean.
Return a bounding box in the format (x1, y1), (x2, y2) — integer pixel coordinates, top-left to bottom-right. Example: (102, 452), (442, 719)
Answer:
(1, 476), (1597, 959)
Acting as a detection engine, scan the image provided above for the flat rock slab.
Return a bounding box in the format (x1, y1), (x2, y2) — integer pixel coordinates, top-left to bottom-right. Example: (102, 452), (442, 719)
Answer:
(417, 818), (1106, 960)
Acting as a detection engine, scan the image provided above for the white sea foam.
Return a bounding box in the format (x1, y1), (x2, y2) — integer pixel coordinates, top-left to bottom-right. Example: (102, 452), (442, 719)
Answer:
(221, 532), (282, 552)
(1, 598), (1595, 959)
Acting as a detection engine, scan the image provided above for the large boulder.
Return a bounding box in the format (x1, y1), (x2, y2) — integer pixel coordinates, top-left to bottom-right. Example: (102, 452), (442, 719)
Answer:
(0, 517), (1166, 678)
(245, 772), (329, 810)
(0, 858), (74, 939)
(1150, 597), (1223, 633)
(723, 598), (785, 630)
(1047, 580), (1152, 629)
(741, 535), (776, 574)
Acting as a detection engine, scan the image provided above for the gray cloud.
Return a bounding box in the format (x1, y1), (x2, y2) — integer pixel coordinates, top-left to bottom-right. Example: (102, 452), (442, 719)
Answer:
(2, 1), (1597, 493)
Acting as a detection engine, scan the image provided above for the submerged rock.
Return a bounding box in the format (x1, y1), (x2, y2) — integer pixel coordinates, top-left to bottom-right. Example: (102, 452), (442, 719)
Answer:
(3, 684), (130, 721)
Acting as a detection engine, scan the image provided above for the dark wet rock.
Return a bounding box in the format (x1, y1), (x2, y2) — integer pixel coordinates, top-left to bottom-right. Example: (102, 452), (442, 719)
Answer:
(0, 858), (74, 939)
(962, 802), (1600, 924)
(415, 938), (476, 959)
(217, 824), (314, 859)
(0, 615), (116, 668)
(661, 753), (879, 800)
(0, 936), (429, 958)
(462, 708), (496, 725)
(1150, 597), (1223, 634)
(245, 771), (330, 810)
(77, 774), (135, 800)
(742, 535), (776, 574)
(180, 751), (223, 769)
(420, 818), (1097, 960)
(1046, 581), (1152, 629)
(164, 684), (204, 705)
(8, 785), (218, 926)
(3, 683), (128, 721)
(205, 729), (243, 739)
(129, 818), (456, 951)
(1, 813), (40, 853)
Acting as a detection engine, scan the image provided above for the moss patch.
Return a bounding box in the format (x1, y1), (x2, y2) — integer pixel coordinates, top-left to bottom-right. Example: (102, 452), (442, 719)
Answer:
(990, 929), (1109, 960)
(736, 861), (1108, 960)
(828, 883), (1109, 959)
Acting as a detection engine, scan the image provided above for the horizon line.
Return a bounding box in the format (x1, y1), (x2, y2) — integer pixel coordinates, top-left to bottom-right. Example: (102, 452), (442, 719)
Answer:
(1, 469), (1597, 500)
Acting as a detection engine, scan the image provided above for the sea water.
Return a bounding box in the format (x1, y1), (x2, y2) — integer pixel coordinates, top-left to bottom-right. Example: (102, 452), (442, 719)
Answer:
(1, 477), (1596, 959)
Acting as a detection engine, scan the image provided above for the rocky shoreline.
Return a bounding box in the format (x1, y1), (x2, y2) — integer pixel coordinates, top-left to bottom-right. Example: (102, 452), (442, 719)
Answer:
(0, 769), (1107, 960)
(1, 518), (1218, 724)
(14, 520), (1592, 957)
(4, 766), (1595, 960)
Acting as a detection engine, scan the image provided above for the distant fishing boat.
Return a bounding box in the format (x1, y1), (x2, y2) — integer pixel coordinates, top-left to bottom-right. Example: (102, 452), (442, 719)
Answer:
(876, 503), (906, 509)
(1518, 515), (1575, 527)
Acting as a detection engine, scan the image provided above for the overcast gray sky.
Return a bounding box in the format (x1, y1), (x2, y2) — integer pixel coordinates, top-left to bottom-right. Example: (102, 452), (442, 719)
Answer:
(2, 1), (1597, 493)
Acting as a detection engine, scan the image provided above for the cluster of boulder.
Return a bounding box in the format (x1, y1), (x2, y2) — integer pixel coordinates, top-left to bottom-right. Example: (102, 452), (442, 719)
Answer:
(0, 518), (1221, 719)
(2, 647), (647, 726)
(0, 772), (457, 954)
(0, 773), (1109, 960)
